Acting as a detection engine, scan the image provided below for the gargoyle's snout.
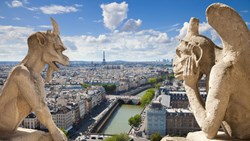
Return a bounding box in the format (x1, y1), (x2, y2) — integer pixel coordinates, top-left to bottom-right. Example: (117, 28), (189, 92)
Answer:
(62, 54), (69, 66)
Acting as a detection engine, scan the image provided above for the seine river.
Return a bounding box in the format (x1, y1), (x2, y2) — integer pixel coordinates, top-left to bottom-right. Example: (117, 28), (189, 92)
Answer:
(99, 89), (148, 134)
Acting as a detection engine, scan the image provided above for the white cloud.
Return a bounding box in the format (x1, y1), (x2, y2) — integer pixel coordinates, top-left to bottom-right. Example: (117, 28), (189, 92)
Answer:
(22, 0), (29, 4)
(78, 17), (83, 20)
(0, 25), (34, 44)
(176, 21), (221, 46)
(171, 23), (180, 27)
(0, 16), (5, 19)
(246, 22), (250, 26)
(176, 22), (189, 39)
(0, 24), (176, 61)
(12, 0), (23, 7)
(62, 29), (175, 61)
(39, 5), (78, 14)
(39, 25), (52, 29)
(0, 25), (34, 61)
(93, 19), (102, 23)
(5, 2), (11, 7)
(199, 22), (212, 33)
(13, 17), (21, 20)
(26, 7), (38, 11)
(33, 16), (40, 19)
(122, 19), (142, 31)
(74, 4), (83, 7)
(100, 1), (128, 31)
(176, 21), (213, 38)
(6, 0), (23, 8)
(210, 29), (220, 41)
(240, 10), (248, 13)
(63, 40), (77, 51)
(5, 0), (80, 15)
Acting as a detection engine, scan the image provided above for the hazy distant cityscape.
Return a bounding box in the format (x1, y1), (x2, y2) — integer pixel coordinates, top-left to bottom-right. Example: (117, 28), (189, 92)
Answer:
(0, 56), (206, 141)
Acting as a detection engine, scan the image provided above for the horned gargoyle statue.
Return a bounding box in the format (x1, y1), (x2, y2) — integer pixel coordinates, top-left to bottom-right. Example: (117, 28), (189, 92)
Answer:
(0, 18), (69, 141)
(173, 3), (250, 140)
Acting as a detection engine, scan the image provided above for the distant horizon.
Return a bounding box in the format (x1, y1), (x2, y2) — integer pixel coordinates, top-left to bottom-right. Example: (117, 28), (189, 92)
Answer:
(0, 0), (249, 61)
(0, 59), (172, 63)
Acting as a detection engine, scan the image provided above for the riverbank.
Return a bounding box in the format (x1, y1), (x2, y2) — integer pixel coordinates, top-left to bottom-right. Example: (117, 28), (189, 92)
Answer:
(68, 100), (111, 140)
(99, 104), (143, 134)
(90, 99), (120, 133)
(70, 88), (151, 140)
(120, 84), (152, 96)
(88, 88), (150, 135)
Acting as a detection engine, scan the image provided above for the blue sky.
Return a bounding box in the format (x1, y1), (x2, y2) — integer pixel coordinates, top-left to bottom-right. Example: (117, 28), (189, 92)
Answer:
(0, 0), (249, 61)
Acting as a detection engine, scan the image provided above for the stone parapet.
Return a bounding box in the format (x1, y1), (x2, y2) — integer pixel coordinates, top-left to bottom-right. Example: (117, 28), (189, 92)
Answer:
(0, 127), (52, 141)
(186, 131), (244, 141)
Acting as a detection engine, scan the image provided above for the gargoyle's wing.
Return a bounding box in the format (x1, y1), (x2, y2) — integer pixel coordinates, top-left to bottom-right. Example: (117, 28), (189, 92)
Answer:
(206, 3), (249, 60)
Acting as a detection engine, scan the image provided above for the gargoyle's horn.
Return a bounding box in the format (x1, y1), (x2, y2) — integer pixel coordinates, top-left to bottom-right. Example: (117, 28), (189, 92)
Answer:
(50, 17), (60, 35)
(185, 17), (199, 39)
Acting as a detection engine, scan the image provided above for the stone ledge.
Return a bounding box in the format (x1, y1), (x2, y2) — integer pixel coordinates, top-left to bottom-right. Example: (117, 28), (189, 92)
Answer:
(161, 136), (187, 141)
(0, 127), (52, 141)
(186, 131), (243, 141)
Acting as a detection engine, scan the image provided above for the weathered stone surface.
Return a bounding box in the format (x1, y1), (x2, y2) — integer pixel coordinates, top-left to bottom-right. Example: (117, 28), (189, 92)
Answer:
(0, 128), (52, 141)
(161, 136), (187, 141)
(173, 3), (250, 140)
(0, 18), (69, 141)
(186, 131), (245, 141)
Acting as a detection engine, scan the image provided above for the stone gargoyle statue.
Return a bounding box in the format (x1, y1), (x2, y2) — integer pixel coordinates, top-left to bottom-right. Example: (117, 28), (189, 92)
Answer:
(0, 18), (69, 141)
(173, 3), (250, 140)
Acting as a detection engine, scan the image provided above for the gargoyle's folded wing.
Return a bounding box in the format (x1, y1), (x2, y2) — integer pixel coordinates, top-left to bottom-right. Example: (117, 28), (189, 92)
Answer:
(206, 3), (249, 60)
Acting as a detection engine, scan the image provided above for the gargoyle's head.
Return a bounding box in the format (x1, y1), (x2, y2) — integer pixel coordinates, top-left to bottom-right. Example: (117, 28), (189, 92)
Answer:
(173, 39), (201, 80)
(173, 17), (216, 80)
(173, 37), (215, 80)
(27, 18), (69, 82)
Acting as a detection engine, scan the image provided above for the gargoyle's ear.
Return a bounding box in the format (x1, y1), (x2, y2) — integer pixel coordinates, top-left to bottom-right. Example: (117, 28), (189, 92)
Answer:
(36, 32), (46, 46)
(191, 44), (203, 66)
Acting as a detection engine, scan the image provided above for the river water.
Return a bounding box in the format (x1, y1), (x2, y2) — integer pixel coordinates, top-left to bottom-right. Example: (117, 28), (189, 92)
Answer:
(99, 104), (143, 134)
(99, 89), (148, 134)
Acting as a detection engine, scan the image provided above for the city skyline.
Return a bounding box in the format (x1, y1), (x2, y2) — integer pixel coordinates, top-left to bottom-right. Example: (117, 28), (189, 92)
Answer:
(0, 0), (249, 61)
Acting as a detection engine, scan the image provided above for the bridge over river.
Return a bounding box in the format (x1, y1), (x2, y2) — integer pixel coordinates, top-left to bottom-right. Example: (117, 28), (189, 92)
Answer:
(106, 95), (141, 104)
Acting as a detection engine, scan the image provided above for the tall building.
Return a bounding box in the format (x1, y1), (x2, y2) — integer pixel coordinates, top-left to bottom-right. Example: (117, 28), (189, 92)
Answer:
(145, 101), (166, 137)
(21, 113), (39, 129)
(102, 51), (106, 65)
(165, 108), (200, 136)
(51, 106), (74, 132)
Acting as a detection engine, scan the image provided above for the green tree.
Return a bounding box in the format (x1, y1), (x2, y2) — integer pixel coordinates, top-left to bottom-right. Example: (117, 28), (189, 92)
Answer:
(148, 78), (157, 85)
(147, 88), (155, 93)
(60, 128), (68, 138)
(128, 114), (142, 128)
(140, 89), (155, 107)
(167, 73), (175, 81)
(104, 133), (130, 141)
(80, 83), (91, 89)
(155, 83), (161, 89)
(158, 75), (166, 81)
(102, 84), (117, 94)
(150, 133), (162, 141)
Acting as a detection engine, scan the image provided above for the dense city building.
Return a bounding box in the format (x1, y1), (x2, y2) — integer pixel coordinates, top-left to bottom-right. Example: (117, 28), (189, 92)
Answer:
(145, 101), (166, 137)
(21, 113), (39, 129)
(0, 61), (171, 138)
(165, 108), (200, 136)
(51, 106), (74, 132)
(144, 77), (207, 137)
(85, 86), (106, 110)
